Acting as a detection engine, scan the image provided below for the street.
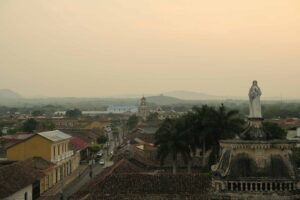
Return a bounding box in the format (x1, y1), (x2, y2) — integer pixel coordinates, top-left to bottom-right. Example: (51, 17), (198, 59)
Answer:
(39, 123), (124, 200)
(39, 155), (114, 200)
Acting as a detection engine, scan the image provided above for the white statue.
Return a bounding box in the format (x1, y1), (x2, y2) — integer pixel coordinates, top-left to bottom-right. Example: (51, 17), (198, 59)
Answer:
(248, 80), (262, 118)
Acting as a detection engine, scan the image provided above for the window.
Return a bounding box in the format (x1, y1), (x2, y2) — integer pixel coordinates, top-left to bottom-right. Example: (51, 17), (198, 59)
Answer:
(55, 168), (58, 183)
(24, 192), (27, 200)
(58, 144), (60, 155)
(53, 146), (56, 157)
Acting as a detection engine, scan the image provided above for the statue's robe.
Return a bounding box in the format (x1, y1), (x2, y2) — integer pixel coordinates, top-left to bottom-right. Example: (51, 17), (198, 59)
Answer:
(249, 86), (262, 118)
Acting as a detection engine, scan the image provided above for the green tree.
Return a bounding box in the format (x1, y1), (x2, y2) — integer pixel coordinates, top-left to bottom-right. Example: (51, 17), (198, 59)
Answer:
(155, 119), (191, 174)
(186, 105), (216, 167)
(293, 148), (300, 168)
(31, 110), (44, 117)
(263, 122), (287, 140)
(0, 138), (6, 149)
(9, 107), (18, 115)
(66, 109), (82, 118)
(147, 112), (159, 121)
(0, 125), (3, 136)
(38, 121), (55, 131)
(127, 115), (139, 130)
(88, 144), (101, 158)
(97, 135), (108, 144)
(206, 104), (244, 165)
(23, 118), (38, 133)
(159, 104), (244, 168)
(7, 128), (19, 135)
(209, 104), (244, 142)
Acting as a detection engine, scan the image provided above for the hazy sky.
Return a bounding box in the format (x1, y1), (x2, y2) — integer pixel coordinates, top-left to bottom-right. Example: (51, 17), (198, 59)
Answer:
(0, 0), (300, 98)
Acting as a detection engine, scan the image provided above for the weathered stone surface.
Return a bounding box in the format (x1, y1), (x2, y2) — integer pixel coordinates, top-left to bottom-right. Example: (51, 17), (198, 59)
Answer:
(211, 81), (300, 199)
(249, 80), (262, 119)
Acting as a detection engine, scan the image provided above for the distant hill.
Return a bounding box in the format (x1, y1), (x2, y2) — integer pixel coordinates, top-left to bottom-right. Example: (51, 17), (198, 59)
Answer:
(146, 95), (184, 105)
(109, 91), (224, 100)
(164, 90), (221, 100)
(0, 89), (22, 99)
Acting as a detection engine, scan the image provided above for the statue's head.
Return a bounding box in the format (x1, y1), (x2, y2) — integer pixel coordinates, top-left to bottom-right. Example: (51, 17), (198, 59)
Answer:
(252, 80), (258, 86)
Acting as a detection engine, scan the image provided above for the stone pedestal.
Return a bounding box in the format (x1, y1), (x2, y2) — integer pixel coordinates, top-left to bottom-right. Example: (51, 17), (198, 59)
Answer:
(211, 140), (299, 199)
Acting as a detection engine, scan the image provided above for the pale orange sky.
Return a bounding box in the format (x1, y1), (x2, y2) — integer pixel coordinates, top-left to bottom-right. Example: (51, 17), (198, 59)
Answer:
(0, 0), (300, 98)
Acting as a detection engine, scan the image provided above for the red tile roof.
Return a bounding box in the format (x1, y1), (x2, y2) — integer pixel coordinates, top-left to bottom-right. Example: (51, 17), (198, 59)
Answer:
(0, 157), (54, 199)
(69, 136), (89, 151)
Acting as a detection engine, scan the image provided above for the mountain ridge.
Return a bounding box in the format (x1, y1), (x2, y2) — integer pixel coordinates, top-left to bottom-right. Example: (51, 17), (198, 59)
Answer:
(163, 90), (222, 100)
(0, 89), (22, 99)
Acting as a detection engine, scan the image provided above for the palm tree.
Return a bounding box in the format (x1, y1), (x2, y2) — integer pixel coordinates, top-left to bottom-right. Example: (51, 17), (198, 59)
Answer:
(155, 104), (244, 172)
(155, 119), (191, 174)
(185, 105), (215, 166)
(205, 104), (244, 164)
(212, 104), (244, 140)
(188, 104), (244, 167)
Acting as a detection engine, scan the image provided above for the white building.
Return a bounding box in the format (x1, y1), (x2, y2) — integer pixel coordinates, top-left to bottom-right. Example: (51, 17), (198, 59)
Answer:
(54, 106), (138, 117)
(3, 185), (32, 200)
(107, 105), (138, 114)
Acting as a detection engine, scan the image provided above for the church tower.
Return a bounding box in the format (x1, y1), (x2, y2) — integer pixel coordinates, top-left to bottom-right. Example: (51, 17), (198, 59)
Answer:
(138, 96), (149, 121)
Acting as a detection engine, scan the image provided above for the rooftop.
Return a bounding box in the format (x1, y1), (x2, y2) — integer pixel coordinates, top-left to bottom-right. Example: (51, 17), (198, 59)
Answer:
(69, 136), (89, 151)
(1, 133), (33, 140)
(38, 130), (71, 142)
(74, 155), (210, 200)
(0, 157), (54, 199)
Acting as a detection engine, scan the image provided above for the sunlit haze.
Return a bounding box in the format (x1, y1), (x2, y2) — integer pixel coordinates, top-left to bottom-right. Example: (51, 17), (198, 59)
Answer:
(1, 0), (300, 98)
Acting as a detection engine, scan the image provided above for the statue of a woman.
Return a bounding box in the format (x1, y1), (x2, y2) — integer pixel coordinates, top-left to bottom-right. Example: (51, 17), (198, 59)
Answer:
(248, 80), (262, 118)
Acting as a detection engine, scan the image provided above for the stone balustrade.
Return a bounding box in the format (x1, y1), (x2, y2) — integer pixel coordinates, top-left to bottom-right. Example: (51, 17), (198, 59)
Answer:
(226, 181), (296, 192)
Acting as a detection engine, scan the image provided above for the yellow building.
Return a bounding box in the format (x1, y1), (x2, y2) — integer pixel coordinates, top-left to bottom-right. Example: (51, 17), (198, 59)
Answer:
(85, 121), (108, 129)
(6, 130), (80, 194)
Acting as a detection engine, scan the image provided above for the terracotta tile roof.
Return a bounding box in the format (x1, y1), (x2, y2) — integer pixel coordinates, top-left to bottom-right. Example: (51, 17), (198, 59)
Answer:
(59, 129), (101, 144)
(74, 156), (151, 199)
(0, 157), (54, 199)
(74, 144), (210, 200)
(112, 145), (159, 168)
(74, 142), (211, 200)
(76, 173), (211, 200)
(70, 136), (89, 151)
(128, 129), (155, 144)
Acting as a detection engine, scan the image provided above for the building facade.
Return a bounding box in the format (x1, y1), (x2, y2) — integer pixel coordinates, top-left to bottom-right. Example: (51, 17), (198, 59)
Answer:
(0, 157), (55, 200)
(6, 130), (80, 194)
(3, 184), (32, 200)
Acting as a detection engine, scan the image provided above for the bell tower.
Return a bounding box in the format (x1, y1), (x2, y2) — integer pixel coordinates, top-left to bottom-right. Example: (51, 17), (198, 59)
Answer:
(138, 96), (149, 121)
